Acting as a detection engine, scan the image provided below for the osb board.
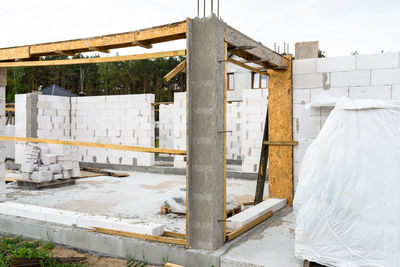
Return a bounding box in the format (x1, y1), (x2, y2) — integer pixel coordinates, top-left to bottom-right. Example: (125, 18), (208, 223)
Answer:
(267, 55), (293, 206)
(0, 68), (6, 86)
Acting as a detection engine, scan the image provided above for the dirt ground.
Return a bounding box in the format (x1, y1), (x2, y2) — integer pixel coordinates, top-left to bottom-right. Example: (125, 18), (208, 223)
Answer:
(52, 245), (159, 267)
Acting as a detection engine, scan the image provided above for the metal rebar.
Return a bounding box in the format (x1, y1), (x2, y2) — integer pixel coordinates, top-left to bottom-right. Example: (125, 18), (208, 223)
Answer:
(211, 0), (213, 14)
(218, 0), (220, 17)
(204, 0), (206, 17)
(197, 0), (199, 17)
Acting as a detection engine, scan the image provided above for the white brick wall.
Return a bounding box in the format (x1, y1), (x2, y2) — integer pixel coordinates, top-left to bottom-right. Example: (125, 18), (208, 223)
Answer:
(226, 102), (242, 161)
(241, 89), (267, 172)
(0, 86), (5, 199)
(15, 93), (155, 167)
(293, 52), (400, 190)
(173, 92), (186, 168)
(158, 104), (174, 154)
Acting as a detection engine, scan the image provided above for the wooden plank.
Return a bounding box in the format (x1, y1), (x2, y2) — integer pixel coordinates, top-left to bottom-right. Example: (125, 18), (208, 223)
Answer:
(164, 59), (186, 82)
(0, 21), (187, 61)
(0, 68), (6, 86)
(0, 136), (186, 155)
(80, 167), (129, 177)
(225, 26), (288, 69)
(226, 58), (268, 76)
(263, 141), (298, 146)
(0, 47), (30, 61)
(132, 41), (153, 49)
(267, 55), (294, 206)
(16, 178), (77, 189)
(88, 47), (110, 53)
(226, 210), (273, 241)
(0, 50), (186, 68)
(255, 110), (268, 205)
(151, 102), (174, 106)
(91, 227), (187, 246)
(163, 231), (186, 239)
(223, 42), (228, 242)
(165, 263), (184, 267)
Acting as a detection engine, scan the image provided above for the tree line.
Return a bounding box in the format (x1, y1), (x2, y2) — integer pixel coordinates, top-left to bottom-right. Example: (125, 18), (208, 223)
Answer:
(5, 54), (186, 103)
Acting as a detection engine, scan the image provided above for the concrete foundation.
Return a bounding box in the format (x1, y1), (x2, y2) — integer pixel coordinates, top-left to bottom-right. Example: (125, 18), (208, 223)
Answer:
(186, 15), (226, 251)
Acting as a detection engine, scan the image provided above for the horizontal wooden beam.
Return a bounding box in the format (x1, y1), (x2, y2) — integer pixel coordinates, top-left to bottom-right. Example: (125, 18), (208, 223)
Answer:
(226, 210), (273, 241)
(91, 227), (187, 246)
(88, 47), (110, 53)
(225, 26), (288, 69)
(227, 58), (268, 76)
(132, 41), (153, 49)
(151, 102), (174, 106)
(55, 50), (77, 57)
(263, 141), (298, 146)
(0, 50), (186, 67)
(0, 20), (187, 61)
(163, 231), (186, 239)
(0, 136), (186, 155)
(164, 59), (186, 82)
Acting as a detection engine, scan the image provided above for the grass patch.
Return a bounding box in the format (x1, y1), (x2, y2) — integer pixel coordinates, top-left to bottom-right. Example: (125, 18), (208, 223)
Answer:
(0, 236), (86, 267)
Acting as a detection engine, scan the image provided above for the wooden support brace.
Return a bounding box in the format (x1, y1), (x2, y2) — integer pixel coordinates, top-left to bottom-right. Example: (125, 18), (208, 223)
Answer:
(226, 58), (268, 76)
(55, 50), (77, 57)
(88, 47), (110, 53)
(132, 41), (153, 49)
(90, 227), (187, 246)
(0, 50), (186, 67)
(0, 136), (186, 155)
(263, 141), (298, 146)
(164, 59), (187, 82)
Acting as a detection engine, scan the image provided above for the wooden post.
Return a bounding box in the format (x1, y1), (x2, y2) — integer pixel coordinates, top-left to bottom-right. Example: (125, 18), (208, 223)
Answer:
(267, 55), (294, 206)
(254, 110), (268, 204)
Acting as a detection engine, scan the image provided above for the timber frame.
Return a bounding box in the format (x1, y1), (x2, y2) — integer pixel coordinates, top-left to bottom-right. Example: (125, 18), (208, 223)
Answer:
(0, 16), (294, 252)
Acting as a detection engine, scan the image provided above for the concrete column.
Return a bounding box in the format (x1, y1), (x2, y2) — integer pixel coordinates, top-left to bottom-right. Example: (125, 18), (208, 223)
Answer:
(186, 15), (226, 251)
(0, 68), (6, 200)
(26, 92), (38, 138)
(295, 41), (319, 59)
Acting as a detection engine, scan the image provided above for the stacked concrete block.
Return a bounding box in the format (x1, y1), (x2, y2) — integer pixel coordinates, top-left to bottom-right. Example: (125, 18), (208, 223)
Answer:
(37, 95), (71, 140)
(241, 89), (268, 172)
(173, 92), (186, 168)
(158, 104), (174, 156)
(226, 102), (242, 160)
(20, 143), (80, 181)
(292, 52), (400, 190)
(72, 94), (155, 166)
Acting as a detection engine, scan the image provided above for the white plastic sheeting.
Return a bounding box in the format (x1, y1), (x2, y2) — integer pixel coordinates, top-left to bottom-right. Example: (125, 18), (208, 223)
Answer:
(294, 99), (400, 267)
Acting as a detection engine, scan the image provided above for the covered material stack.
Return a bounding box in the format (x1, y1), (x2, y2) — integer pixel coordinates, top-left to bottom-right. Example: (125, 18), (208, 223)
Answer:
(294, 99), (400, 266)
(20, 142), (81, 182)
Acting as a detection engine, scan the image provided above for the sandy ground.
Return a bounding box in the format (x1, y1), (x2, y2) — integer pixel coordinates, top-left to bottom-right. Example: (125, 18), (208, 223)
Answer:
(5, 170), (265, 233)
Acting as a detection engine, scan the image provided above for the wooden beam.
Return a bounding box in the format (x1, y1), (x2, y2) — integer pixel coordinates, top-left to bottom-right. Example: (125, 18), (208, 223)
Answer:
(226, 210), (273, 241)
(132, 41), (153, 49)
(227, 58), (268, 76)
(225, 26), (288, 69)
(0, 50), (186, 67)
(255, 110), (268, 205)
(0, 136), (186, 155)
(263, 141), (298, 146)
(0, 20), (187, 61)
(267, 55), (294, 206)
(163, 59), (186, 82)
(91, 227), (187, 246)
(165, 263), (184, 267)
(163, 231), (186, 239)
(56, 50), (78, 57)
(151, 102), (174, 106)
(88, 47), (110, 53)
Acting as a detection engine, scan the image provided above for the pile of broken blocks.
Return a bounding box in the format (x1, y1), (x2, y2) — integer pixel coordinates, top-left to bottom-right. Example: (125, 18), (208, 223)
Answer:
(20, 143), (81, 182)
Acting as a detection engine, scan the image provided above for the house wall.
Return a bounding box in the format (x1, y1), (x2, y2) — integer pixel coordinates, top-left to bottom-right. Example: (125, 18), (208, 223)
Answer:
(158, 104), (174, 153)
(173, 92), (186, 168)
(293, 52), (400, 190)
(15, 93), (155, 166)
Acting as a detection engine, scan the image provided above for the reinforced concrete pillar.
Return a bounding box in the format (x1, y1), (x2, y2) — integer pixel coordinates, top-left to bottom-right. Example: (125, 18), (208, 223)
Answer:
(0, 68), (6, 200)
(186, 15), (226, 251)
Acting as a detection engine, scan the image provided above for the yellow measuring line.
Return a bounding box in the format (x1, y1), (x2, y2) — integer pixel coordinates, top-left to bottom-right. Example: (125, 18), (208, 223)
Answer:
(0, 136), (186, 155)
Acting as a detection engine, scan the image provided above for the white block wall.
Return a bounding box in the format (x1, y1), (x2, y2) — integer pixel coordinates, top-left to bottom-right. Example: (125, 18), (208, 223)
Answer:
(241, 89), (268, 172)
(226, 102), (242, 161)
(15, 94), (27, 164)
(15, 93), (155, 167)
(173, 92), (186, 168)
(293, 52), (400, 189)
(71, 94), (155, 166)
(158, 104), (174, 153)
(37, 95), (71, 140)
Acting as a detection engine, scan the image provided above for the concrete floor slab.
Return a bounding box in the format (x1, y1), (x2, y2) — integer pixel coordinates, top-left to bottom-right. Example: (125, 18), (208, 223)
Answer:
(221, 208), (302, 267)
(5, 170), (264, 233)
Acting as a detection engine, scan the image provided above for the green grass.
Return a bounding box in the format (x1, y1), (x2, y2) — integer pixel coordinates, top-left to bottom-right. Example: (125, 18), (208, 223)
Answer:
(0, 236), (86, 267)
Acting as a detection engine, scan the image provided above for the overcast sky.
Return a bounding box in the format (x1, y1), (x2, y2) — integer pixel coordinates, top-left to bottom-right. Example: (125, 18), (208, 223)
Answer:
(1, 0), (399, 57)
